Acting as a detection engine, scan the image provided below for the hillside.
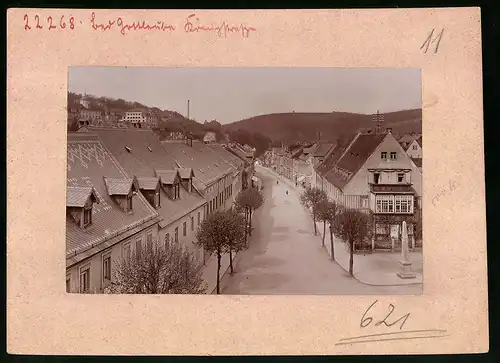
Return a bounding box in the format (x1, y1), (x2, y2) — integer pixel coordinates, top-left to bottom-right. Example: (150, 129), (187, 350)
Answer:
(223, 109), (422, 143)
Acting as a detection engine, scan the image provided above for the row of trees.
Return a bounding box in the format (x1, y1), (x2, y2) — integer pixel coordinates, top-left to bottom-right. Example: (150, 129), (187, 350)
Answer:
(299, 187), (422, 276)
(105, 186), (264, 295)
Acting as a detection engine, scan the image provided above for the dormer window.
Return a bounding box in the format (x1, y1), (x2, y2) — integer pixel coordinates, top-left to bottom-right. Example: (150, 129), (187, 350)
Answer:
(381, 152), (387, 160)
(137, 177), (161, 208)
(390, 152), (397, 160)
(173, 182), (180, 200)
(103, 176), (138, 213)
(67, 186), (100, 229)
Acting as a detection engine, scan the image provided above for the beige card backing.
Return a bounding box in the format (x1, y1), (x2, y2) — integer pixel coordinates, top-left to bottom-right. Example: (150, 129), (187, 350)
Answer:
(6, 8), (487, 355)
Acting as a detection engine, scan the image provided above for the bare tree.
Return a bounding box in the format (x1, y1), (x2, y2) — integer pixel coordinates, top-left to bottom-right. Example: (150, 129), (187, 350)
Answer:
(316, 199), (342, 260)
(234, 187), (264, 243)
(107, 238), (207, 294)
(334, 209), (371, 276)
(299, 187), (328, 235)
(196, 209), (246, 294)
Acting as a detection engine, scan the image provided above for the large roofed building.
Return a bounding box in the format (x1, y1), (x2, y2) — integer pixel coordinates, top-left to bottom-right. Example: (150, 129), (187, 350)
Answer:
(66, 132), (160, 293)
(87, 127), (208, 263)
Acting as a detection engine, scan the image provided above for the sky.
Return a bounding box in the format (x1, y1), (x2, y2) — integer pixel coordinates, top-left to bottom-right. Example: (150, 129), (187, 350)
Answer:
(68, 67), (421, 125)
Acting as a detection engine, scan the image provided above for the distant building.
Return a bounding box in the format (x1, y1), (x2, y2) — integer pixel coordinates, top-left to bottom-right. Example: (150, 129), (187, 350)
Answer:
(405, 136), (422, 159)
(78, 108), (103, 127)
(79, 95), (91, 109)
(121, 109), (146, 128)
(203, 131), (217, 144)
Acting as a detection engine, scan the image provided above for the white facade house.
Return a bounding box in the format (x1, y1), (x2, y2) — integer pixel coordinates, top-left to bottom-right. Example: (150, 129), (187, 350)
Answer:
(405, 137), (422, 159)
(314, 130), (422, 250)
(121, 110), (146, 128)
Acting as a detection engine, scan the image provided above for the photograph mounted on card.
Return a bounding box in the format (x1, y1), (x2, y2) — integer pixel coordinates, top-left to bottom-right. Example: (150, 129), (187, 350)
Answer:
(6, 7), (487, 355)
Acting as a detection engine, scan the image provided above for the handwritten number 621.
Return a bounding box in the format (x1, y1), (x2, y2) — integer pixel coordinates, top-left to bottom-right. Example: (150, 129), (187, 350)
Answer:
(421, 28), (444, 54)
(360, 300), (411, 330)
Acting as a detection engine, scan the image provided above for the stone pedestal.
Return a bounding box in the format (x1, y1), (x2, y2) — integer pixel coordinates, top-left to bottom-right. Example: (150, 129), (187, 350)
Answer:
(397, 260), (416, 279)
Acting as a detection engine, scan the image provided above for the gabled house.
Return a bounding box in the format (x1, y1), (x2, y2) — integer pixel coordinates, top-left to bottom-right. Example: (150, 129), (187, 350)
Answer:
(405, 136), (422, 159)
(66, 133), (160, 293)
(314, 130), (422, 249)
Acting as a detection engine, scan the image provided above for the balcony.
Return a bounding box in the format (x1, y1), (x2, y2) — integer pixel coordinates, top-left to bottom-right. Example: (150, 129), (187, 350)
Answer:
(369, 183), (414, 194)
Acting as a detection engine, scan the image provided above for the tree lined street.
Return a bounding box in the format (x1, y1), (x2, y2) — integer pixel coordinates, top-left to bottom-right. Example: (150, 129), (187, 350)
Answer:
(221, 167), (422, 295)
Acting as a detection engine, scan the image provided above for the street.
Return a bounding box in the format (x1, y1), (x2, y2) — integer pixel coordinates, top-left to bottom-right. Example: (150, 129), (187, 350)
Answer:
(221, 167), (423, 295)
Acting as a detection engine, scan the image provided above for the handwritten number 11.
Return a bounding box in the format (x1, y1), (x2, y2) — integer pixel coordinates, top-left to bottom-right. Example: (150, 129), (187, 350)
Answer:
(421, 28), (444, 54)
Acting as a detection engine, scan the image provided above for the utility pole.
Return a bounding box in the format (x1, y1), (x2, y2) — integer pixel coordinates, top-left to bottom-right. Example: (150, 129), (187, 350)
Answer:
(372, 109), (384, 134)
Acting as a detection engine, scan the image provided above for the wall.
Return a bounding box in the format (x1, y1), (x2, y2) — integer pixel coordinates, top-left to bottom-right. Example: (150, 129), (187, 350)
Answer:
(66, 223), (159, 293)
(406, 140), (422, 159)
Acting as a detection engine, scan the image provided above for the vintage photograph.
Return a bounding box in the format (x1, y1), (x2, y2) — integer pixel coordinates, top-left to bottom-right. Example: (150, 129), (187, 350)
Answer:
(66, 67), (423, 295)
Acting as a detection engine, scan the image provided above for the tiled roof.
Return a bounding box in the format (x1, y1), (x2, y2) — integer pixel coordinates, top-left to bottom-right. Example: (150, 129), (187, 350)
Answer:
(155, 169), (179, 185)
(66, 133), (159, 262)
(177, 168), (194, 179)
(315, 133), (387, 190)
(411, 158), (422, 168)
(67, 186), (99, 207)
(103, 177), (136, 195)
(88, 128), (206, 227)
(416, 136), (422, 148)
(161, 140), (243, 186)
(137, 176), (160, 190)
(399, 133), (422, 144)
(314, 143), (335, 157)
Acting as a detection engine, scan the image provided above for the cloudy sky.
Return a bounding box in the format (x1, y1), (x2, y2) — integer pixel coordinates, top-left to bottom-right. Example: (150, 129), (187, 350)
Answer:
(68, 67), (421, 124)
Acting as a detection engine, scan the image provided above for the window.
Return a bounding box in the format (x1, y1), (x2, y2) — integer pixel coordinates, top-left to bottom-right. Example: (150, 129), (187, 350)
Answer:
(374, 173), (380, 184)
(83, 207), (92, 226)
(127, 195), (133, 211)
(197, 212), (201, 225)
(183, 222), (187, 236)
(191, 216), (194, 231)
(123, 243), (131, 260)
(146, 231), (153, 249)
(66, 274), (71, 293)
(361, 196), (368, 208)
(395, 195), (413, 213)
(397, 173), (405, 183)
(102, 254), (111, 282)
(375, 195), (394, 213)
(154, 190), (160, 207)
(173, 183), (180, 200)
(413, 145), (418, 150)
(376, 223), (387, 234)
(136, 238), (142, 257)
(79, 265), (90, 293)
(381, 152), (387, 160)
(175, 227), (179, 242)
(390, 152), (397, 160)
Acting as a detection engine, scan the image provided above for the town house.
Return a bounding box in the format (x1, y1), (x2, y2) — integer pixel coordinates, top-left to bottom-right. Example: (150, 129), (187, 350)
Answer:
(66, 133), (161, 293)
(314, 130), (422, 250)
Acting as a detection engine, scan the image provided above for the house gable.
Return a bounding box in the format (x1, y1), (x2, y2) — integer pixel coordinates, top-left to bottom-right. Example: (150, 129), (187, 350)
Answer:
(343, 134), (422, 197)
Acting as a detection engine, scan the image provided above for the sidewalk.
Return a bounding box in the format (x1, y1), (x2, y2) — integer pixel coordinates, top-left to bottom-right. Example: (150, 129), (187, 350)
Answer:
(202, 250), (239, 294)
(314, 220), (423, 286)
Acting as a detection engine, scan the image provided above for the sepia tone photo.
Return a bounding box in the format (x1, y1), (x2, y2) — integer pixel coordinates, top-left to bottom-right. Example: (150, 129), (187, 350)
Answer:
(66, 67), (423, 295)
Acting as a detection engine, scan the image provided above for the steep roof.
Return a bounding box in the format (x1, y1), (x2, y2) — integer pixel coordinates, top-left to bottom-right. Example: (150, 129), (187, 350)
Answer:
(411, 158), (422, 168)
(103, 177), (137, 195)
(161, 140), (243, 186)
(137, 177), (160, 190)
(315, 133), (387, 190)
(416, 136), (422, 148)
(177, 167), (194, 179)
(313, 143), (335, 157)
(88, 128), (206, 226)
(155, 169), (179, 185)
(66, 133), (159, 262)
(66, 186), (99, 208)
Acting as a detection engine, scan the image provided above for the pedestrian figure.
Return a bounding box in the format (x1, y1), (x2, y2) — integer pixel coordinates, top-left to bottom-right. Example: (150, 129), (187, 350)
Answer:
(277, 180), (279, 185)
(286, 190), (288, 195)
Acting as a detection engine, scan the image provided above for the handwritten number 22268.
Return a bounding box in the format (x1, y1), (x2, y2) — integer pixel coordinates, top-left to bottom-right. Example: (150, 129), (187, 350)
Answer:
(24, 14), (75, 30)
(361, 300), (410, 330)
